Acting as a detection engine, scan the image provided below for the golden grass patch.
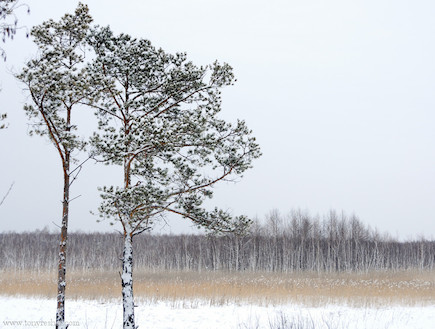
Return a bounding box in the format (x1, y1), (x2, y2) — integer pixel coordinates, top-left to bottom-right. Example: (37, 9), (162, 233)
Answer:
(1, 269), (434, 307)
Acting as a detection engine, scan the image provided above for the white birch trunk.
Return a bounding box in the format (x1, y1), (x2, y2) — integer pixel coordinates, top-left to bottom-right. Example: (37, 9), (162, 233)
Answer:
(122, 226), (136, 329)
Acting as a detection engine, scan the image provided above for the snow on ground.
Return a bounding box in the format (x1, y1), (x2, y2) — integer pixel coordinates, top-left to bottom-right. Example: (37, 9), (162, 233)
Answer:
(0, 297), (434, 329)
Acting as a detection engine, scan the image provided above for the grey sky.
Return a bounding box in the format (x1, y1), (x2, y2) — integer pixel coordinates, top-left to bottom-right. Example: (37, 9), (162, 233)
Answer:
(0, 0), (434, 239)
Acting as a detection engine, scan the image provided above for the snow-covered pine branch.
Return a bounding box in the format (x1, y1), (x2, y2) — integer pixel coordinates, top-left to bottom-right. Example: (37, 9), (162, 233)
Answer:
(86, 25), (261, 329)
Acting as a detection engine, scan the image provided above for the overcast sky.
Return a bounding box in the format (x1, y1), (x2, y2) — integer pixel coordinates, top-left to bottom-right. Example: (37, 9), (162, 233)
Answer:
(0, 0), (434, 239)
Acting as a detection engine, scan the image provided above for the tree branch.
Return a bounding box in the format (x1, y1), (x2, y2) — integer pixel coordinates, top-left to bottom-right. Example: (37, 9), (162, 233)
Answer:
(29, 88), (66, 165)
(167, 167), (234, 198)
(0, 182), (14, 207)
(152, 86), (211, 119)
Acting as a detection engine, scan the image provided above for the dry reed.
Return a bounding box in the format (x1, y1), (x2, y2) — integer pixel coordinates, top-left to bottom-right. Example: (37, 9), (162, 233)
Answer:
(1, 269), (434, 307)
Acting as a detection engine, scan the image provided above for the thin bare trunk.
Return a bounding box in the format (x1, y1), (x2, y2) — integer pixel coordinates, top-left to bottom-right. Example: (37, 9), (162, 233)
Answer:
(56, 107), (71, 329)
(56, 155), (70, 329)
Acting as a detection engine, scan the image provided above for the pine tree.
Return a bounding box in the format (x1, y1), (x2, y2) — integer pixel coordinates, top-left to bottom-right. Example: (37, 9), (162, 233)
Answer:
(87, 27), (261, 329)
(1, 0), (29, 128)
(0, 0), (29, 60)
(16, 4), (92, 329)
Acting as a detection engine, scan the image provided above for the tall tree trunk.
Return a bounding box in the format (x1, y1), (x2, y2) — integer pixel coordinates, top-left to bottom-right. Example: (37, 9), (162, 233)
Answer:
(56, 155), (70, 329)
(122, 225), (136, 329)
(121, 141), (136, 329)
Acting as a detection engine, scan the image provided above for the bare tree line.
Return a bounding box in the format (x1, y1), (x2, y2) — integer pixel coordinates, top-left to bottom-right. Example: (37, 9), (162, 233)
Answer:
(1, 210), (433, 273)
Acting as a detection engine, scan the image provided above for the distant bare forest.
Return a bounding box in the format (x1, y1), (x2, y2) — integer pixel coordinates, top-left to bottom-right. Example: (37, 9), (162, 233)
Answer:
(1, 210), (434, 272)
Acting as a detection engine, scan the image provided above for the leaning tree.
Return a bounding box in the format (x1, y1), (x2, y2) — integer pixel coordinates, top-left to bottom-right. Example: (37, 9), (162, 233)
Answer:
(17, 4), (92, 329)
(86, 27), (261, 329)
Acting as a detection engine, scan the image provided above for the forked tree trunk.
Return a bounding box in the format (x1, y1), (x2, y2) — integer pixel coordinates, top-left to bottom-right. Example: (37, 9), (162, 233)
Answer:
(56, 155), (70, 329)
(122, 225), (136, 329)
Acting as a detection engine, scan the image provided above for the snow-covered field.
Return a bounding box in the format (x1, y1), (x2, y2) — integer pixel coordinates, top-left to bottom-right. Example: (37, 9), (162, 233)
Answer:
(1, 297), (434, 329)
